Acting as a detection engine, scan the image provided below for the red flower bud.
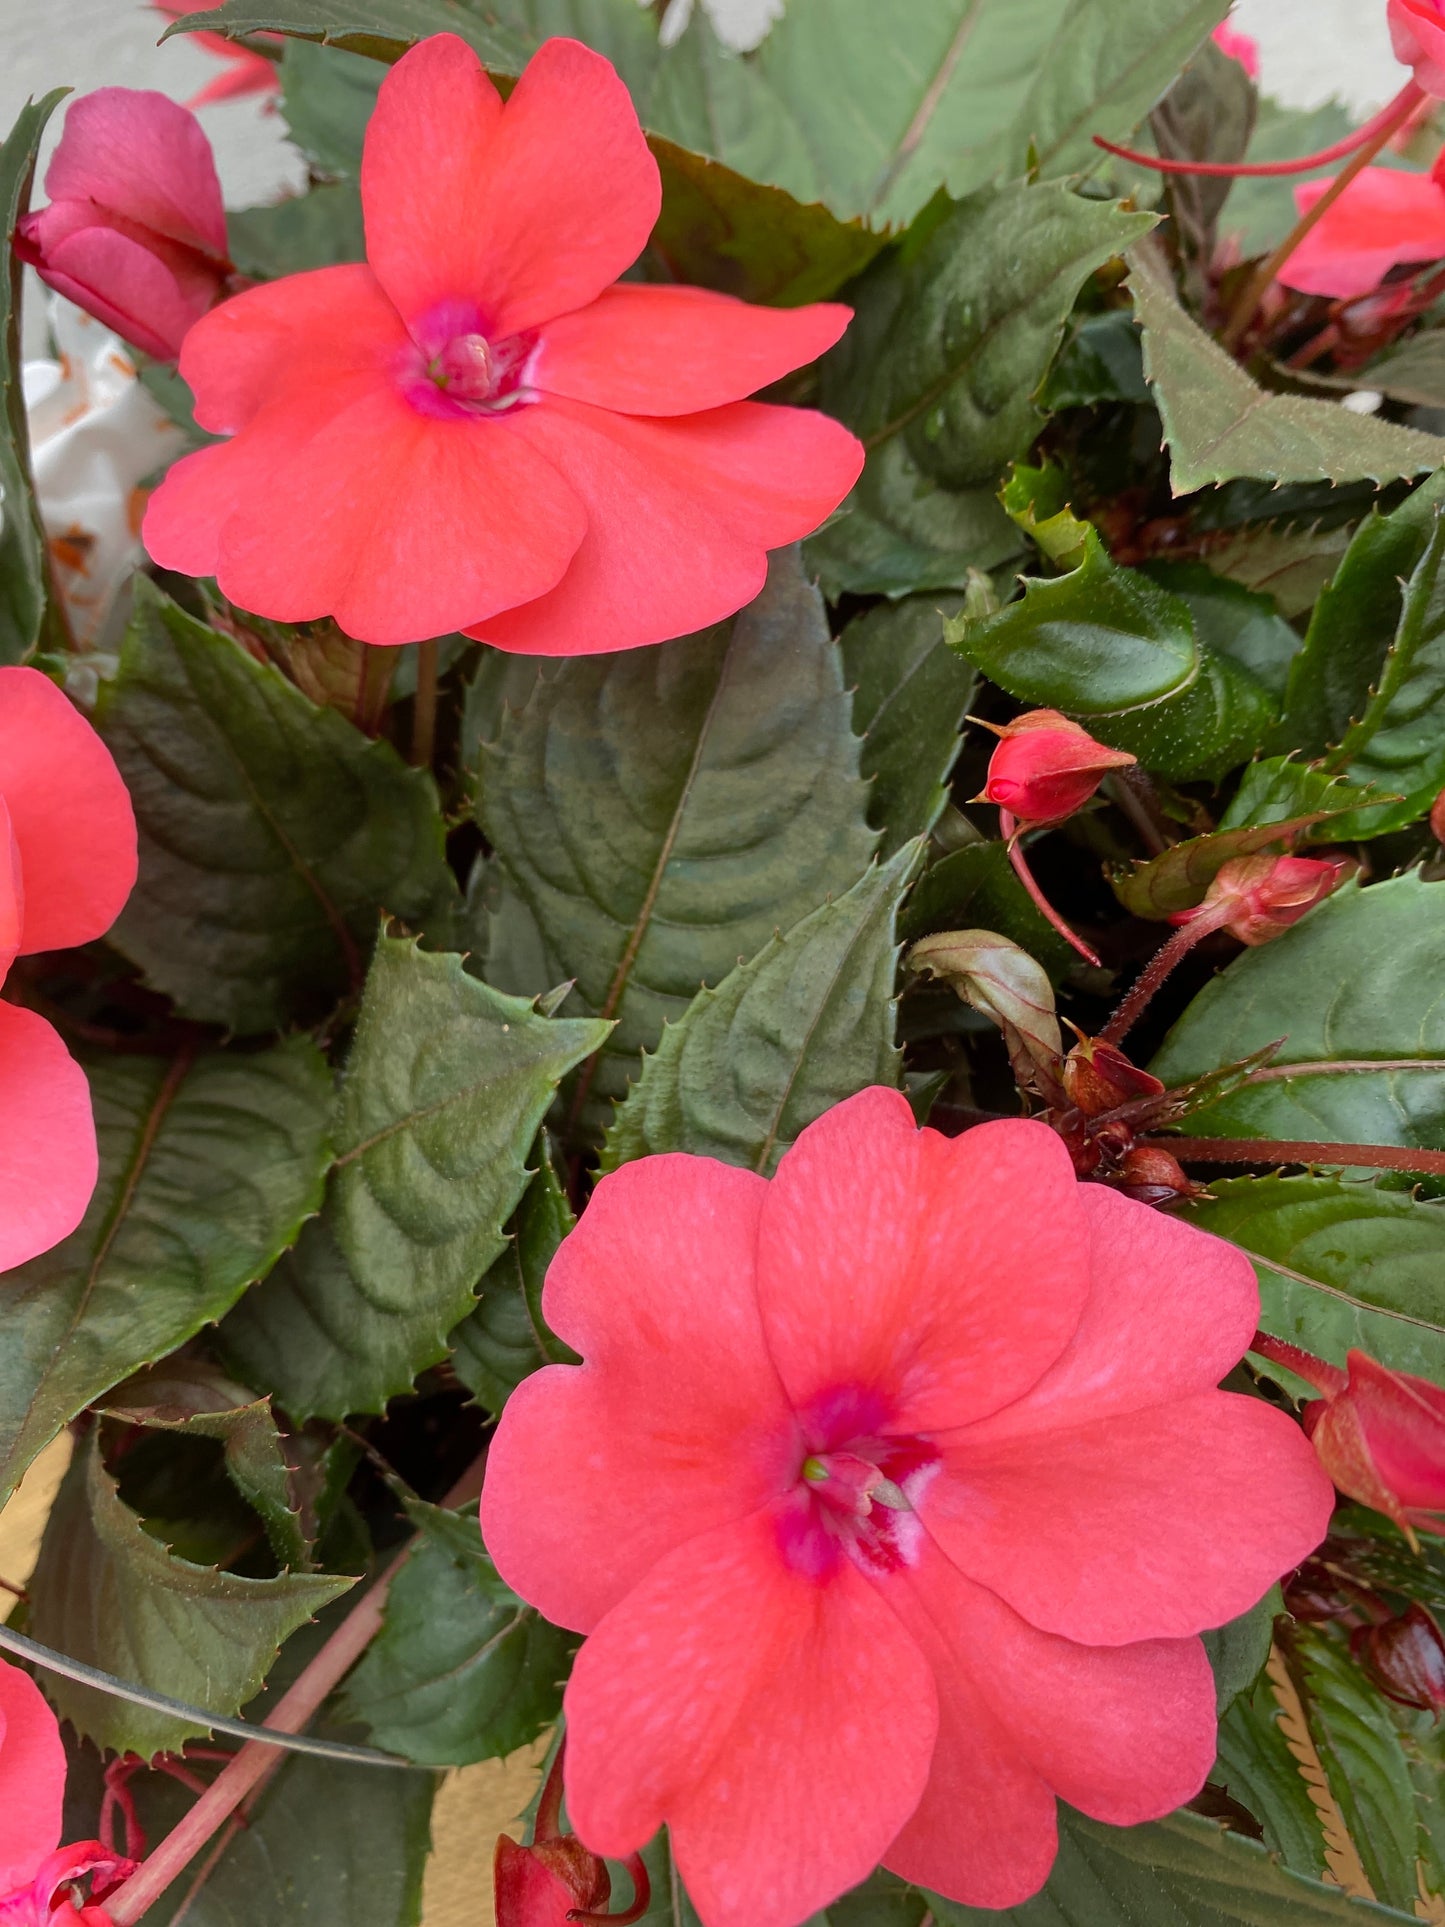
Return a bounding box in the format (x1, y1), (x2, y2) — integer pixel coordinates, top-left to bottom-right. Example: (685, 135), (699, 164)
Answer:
(1431, 787), (1445, 844)
(1253, 1335), (1445, 1543)
(1111, 1145), (1207, 1209)
(1168, 853), (1351, 947)
(977, 710), (1136, 829)
(1061, 1036), (1165, 1118)
(495, 1835), (611, 1927)
(1351, 1604), (1445, 1712)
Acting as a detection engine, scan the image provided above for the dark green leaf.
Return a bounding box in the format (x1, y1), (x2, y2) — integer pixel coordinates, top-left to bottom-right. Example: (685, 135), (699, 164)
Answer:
(1042, 310), (1151, 410)
(0, 90), (68, 664)
(166, 0), (533, 65)
(341, 1501), (576, 1764)
(1218, 757), (1398, 839)
(279, 34), (377, 173)
(98, 582), (459, 1033)
(1150, 39), (1257, 273)
(1206, 518), (1357, 621)
(1151, 872), (1445, 1155)
(929, 1805), (1422, 1924)
(222, 941), (608, 1419)
(841, 596), (973, 856)
(1111, 804), (1368, 920)
(1216, 1672), (1331, 1879)
(899, 840), (1082, 981)
(603, 842), (918, 1174)
(1187, 1175), (1445, 1383)
(1203, 1586), (1282, 1714)
(0, 1038), (331, 1507)
(1362, 331), (1445, 410)
(1127, 239), (1445, 494)
(1276, 472), (1445, 757)
(1143, 560), (1302, 702)
(479, 550), (877, 1134)
(226, 181), (366, 278)
(815, 184), (1154, 597)
(945, 527), (1199, 714)
(28, 1438), (351, 1757)
(450, 1148), (575, 1412)
(100, 1360), (309, 1570)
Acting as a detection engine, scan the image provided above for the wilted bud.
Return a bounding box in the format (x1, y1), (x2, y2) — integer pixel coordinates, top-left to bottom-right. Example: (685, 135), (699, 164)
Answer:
(495, 1834), (611, 1927)
(1111, 1144), (1207, 1209)
(1169, 853), (1351, 947)
(909, 929), (1063, 1099)
(1431, 788), (1445, 845)
(1061, 1036), (1165, 1118)
(1352, 1604), (1445, 1713)
(976, 710), (1136, 830)
(1253, 1334), (1445, 1543)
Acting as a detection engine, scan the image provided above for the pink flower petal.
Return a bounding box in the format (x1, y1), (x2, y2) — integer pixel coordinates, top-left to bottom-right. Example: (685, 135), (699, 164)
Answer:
(44, 88), (227, 261)
(564, 1508), (937, 1927)
(482, 1156), (795, 1634)
(150, 378), (587, 646)
(0, 801), (21, 989)
(0, 1660), (64, 1888)
(881, 1540), (1217, 1907)
(178, 265), (406, 435)
(0, 1004), (98, 1274)
(1391, 0), (1445, 98)
(1282, 166), (1445, 299)
(0, 668), (136, 956)
(754, 1088), (1090, 1435)
(958, 1184), (1261, 1442)
(469, 396), (863, 655)
(20, 216), (201, 363)
(925, 1389), (1334, 1644)
(535, 285), (852, 416)
(364, 36), (660, 340)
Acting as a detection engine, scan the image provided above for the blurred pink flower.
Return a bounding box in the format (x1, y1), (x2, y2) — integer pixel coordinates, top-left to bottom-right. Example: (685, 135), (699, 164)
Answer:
(1212, 19), (1260, 77)
(1279, 150), (1445, 298)
(15, 89), (230, 360)
(152, 0), (281, 109)
(1391, 0), (1445, 96)
(483, 1088), (1333, 1927)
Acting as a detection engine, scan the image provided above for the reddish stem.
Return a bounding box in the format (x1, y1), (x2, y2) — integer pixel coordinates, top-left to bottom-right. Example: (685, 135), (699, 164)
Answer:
(1149, 1135), (1445, 1175)
(1092, 79), (1424, 177)
(1248, 1328), (1348, 1397)
(1098, 908), (1228, 1047)
(1000, 812), (1102, 967)
(535, 1740), (568, 1844)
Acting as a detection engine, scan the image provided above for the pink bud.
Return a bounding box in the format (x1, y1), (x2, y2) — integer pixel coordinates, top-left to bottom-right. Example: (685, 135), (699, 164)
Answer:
(977, 710), (1136, 830)
(1212, 20), (1261, 78)
(1390, 0), (1445, 101)
(1303, 1350), (1445, 1543)
(14, 89), (231, 362)
(495, 1835), (612, 1927)
(1352, 1604), (1445, 1712)
(1168, 853), (1350, 946)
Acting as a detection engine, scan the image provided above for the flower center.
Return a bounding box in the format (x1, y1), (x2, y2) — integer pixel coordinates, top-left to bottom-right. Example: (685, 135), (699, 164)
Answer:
(432, 331), (494, 400)
(781, 1429), (939, 1579)
(398, 308), (540, 422)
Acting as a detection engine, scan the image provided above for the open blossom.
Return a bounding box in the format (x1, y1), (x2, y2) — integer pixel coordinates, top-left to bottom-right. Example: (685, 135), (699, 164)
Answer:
(1279, 150), (1445, 299)
(0, 668), (137, 1272)
(15, 88), (231, 362)
(0, 1659), (132, 1924)
(1390, 0), (1445, 95)
(483, 1088), (1332, 1926)
(142, 33), (862, 653)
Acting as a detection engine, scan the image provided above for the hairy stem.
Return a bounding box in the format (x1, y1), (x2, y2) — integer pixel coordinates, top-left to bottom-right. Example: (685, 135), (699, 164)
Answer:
(1248, 1328), (1348, 1397)
(1098, 911), (1224, 1046)
(1150, 1135), (1445, 1176)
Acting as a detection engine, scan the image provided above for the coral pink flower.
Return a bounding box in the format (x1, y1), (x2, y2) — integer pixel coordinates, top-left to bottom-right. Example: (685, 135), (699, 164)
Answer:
(1212, 20), (1260, 77)
(483, 1089), (1333, 1927)
(0, 1659), (132, 1925)
(152, 1), (282, 109)
(142, 33), (862, 653)
(1279, 152), (1445, 298)
(0, 668), (137, 1272)
(1391, 0), (1445, 96)
(15, 89), (231, 363)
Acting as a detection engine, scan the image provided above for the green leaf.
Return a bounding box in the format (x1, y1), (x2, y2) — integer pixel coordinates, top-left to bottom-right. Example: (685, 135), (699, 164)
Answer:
(227, 181), (367, 278)
(1203, 1586), (1282, 1715)
(815, 183), (1154, 596)
(98, 582), (459, 1034)
(1216, 1673), (1331, 1880)
(1276, 472), (1445, 757)
(478, 550), (877, 1134)
(166, 0), (533, 65)
(1224, 96), (1359, 254)
(929, 1805), (1423, 1925)
(1111, 803), (1368, 920)
(0, 90), (68, 664)
(1362, 330), (1445, 411)
(603, 842), (918, 1175)
(1206, 518), (1357, 621)
(1187, 1175), (1445, 1384)
(0, 1038), (331, 1508)
(1002, 0), (1231, 182)
(1042, 310), (1151, 411)
(1218, 757), (1398, 839)
(279, 34), (378, 173)
(100, 1360), (309, 1570)
(899, 840), (1083, 982)
(449, 1148), (575, 1413)
(27, 1437), (351, 1757)
(222, 941), (608, 1420)
(1143, 560), (1302, 703)
(341, 1501), (576, 1764)
(841, 596), (974, 857)
(1151, 872), (1445, 1155)
(945, 527), (1199, 713)
(1126, 239), (1445, 494)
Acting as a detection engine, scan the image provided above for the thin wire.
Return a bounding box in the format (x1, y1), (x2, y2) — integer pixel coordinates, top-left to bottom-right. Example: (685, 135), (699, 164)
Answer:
(0, 1626), (423, 1770)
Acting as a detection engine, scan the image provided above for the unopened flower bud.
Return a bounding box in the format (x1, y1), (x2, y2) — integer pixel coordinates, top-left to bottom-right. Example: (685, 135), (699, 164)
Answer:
(1351, 1604), (1445, 1712)
(1061, 1036), (1165, 1118)
(1431, 787), (1445, 845)
(1169, 853), (1351, 947)
(976, 710), (1136, 830)
(1112, 1145), (1207, 1209)
(495, 1834), (611, 1927)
